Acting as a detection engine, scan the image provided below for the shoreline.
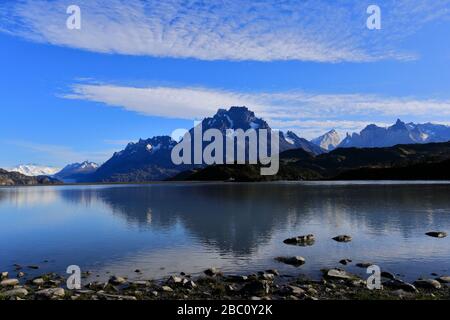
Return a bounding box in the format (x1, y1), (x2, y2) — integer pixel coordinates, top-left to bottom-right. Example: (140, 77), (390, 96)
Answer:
(3, 179), (450, 189)
(1, 266), (449, 301)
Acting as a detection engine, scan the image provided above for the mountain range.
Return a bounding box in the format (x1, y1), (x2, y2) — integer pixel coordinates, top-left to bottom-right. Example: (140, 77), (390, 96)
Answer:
(88, 107), (324, 182)
(3, 107), (450, 184)
(338, 119), (450, 148)
(9, 164), (61, 177)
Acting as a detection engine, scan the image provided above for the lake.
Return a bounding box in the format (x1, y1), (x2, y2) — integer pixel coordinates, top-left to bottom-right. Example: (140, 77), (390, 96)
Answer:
(1, 182), (449, 283)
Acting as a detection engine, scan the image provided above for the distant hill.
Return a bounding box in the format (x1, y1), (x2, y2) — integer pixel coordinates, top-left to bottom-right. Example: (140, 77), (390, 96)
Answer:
(176, 141), (450, 181)
(0, 169), (61, 186)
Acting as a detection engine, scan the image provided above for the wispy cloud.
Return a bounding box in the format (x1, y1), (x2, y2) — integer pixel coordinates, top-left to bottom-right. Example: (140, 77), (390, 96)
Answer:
(62, 82), (450, 139)
(1, 0), (449, 62)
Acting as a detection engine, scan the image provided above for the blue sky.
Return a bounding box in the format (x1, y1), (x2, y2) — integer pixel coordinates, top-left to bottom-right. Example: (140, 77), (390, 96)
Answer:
(1, 0), (450, 168)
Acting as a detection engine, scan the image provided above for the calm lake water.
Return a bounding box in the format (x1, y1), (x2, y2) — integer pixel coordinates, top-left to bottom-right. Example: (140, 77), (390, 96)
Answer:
(1, 182), (449, 283)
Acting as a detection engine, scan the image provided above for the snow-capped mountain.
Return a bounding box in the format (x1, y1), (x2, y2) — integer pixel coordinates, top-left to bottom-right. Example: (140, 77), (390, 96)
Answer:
(54, 161), (99, 182)
(9, 164), (61, 177)
(283, 131), (325, 154)
(338, 119), (450, 148)
(310, 129), (342, 151)
(90, 106), (322, 182)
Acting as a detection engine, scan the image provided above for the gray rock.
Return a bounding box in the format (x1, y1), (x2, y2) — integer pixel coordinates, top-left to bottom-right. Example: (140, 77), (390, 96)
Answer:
(161, 285), (173, 292)
(1, 272), (8, 280)
(383, 279), (417, 292)
(241, 280), (271, 295)
(1, 278), (19, 287)
(283, 234), (315, 246)
(97, 293), (137, 300)
(17, 272), (25, 278)
(339, 259), (352, 265)
(275, 256), (306, 267)
(265, 269), (279, 276)
(183, 280), (197, 289)
(391, 289), (414, 299)
(36, 287), (65, 298)
(436, 276), (450, 283)
(413, 279), (442, 289)
(425, 231), (447, 238)
(27, 265), (39, 270)
(3, 288), (28, 298)
(286, 285), (305, 296)
(324, 269), (357, 280)
(204, 267), (222, 277)
(109, 276), (127, 285)
(226, 275), (248, 282)
(167, 275), (183, 284)
(332, 235), (352, 242)
(32, 278), (45, 286)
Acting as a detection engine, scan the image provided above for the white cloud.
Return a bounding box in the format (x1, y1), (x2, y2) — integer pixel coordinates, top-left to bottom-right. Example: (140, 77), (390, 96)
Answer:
(63, 82), (450, 139)
(1, 0), (449, 62)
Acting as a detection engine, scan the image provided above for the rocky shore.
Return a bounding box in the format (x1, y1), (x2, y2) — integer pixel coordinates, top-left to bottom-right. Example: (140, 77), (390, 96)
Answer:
(1, 232), (448, 301)
(1, 265), (449, 301)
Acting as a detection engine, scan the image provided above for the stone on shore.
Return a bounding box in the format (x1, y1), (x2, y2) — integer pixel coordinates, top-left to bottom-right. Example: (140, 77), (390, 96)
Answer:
(226, 275), (248, 282)
(167, 275), (183, 284)
(283, 234), (315, 246)
(383, 279), (417, 292)
(425, 231), (447, 238)
(3, 288), (29, 298)
(275, 256), (305, 267)
(241, 280), (271, 295)
(436, 276), (450, 283)
(32, 278), (45, 286)
(204, 267), (222, 277)
(413, 279), (442, 290)
(36, 287), (65, 298)
(324, 269), (358, 281)
(332, 235), (352, 242)
(161, 285), (174, 292)
(1, 272), (8, 280)
(109, 276), (127, 285)
(1, 278), (19, 287)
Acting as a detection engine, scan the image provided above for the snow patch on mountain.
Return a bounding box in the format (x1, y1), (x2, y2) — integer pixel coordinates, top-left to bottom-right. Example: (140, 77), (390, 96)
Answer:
(9, 164), (61, 177)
